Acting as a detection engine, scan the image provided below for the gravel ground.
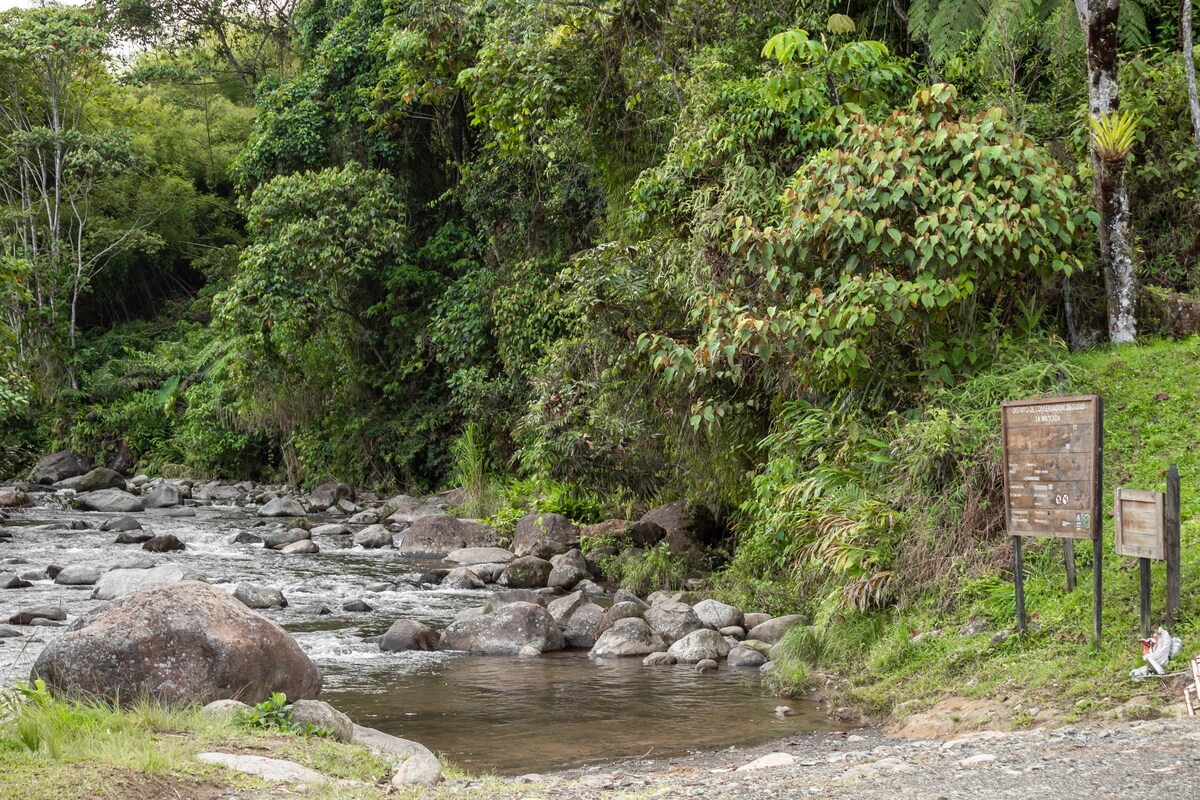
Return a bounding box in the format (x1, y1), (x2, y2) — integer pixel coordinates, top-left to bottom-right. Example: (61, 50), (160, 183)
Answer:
(451, 718), (1200, 800)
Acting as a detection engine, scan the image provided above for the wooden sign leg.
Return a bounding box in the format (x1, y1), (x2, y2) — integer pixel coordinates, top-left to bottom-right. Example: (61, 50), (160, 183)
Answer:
(1092, 533), (1103, 649)
(1014, 535), (1026, 634)
(1139, 557), (1151, 638)
(1093, 397), (1103, 649)
(1166, 464), (1181, 627)
(1064, 539), (1077, 591)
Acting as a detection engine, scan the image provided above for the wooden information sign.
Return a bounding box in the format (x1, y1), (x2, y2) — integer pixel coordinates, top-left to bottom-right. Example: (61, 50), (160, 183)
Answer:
(1001, 396), (1100, 540)
(1000, 395), (1103, 646)
(1114, 488), (1165, 560)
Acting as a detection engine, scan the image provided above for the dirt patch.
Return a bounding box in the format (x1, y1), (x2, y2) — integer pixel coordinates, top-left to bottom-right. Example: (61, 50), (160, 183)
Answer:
(887, 696), (1014, 739)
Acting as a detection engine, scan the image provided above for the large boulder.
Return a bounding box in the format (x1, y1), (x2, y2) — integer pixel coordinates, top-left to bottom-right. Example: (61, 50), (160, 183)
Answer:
(258, 496), (306, 518)
(446, 547), (515, 565)
(77, 489), (144, 513)
(378, 620), (439, 652)
(73, 468), (127, 493)
(30, 450), (92, 485)
(667, 628), (733, 664)
(511, 512), (579, 559)
(31, 582), (322, 705)
(92, 564), (206, 601)
(589, 618), (666, 658)
(309, 482), (354, 512)
(438, 602), (565, 655)
(396, 515), (500, 556)
(645, 600), (704, 645)
(498, 556), (553, 589)
(143, 483), (182, 509)
(638, 500), (716, 561)
(692, 599), (744, 630)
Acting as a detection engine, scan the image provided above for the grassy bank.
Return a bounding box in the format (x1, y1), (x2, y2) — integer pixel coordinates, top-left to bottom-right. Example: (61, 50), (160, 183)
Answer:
(0, 685), (402, 799)
(759, 337), (1200, 729)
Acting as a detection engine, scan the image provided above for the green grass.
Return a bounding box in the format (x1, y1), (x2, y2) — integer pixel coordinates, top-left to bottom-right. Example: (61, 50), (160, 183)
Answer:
(0, 684), (394, 799)
(770, 337), (1200, 726)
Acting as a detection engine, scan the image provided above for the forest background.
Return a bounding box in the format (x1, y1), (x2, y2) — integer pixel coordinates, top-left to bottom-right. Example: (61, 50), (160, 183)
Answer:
(4, 0), (1200, 714)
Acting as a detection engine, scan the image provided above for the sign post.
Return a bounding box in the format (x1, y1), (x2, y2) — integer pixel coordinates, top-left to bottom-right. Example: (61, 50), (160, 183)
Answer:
(1001, 395), (1103, 646)
(1166, 464), (1182, 626)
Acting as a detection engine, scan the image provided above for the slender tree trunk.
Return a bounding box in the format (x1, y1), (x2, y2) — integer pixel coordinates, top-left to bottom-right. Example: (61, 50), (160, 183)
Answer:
(1075, 0), (1137, 344)
(1184, 0), (1200, 157)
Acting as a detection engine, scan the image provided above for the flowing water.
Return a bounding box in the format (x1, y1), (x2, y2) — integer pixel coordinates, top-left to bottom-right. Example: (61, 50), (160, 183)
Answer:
(0, 503), (835, 774)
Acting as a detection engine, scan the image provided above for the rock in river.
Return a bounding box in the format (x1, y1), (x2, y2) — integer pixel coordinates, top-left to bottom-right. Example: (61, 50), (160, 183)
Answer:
(439, 601), (565, 655)
(645, 601), (704, 645)
(378, 620), (439, 652)
(143, 483), (182, 509)
(31, 581), (322, 705)
(395, 515), (500, 556)
(589, 618), (666, 658)
(498, 555), (553, 589)
(258, 496), (306, 518)
(692, 599), (744, 630)
(29, 449), (92, 485)
(667, 628), (733, 664)
(353, 524), (394, 549)
(0, 573), (32, 589)
(446, 547), (515, 565)
(142, 534), (185, 552)
(73, 467), (127, 493)
(9, 606), (66, 625)
(233, 583), (287, 609)
(54, 565), (100, 586)
(92, 564), (206, 600)
(77, 489), (144, 513)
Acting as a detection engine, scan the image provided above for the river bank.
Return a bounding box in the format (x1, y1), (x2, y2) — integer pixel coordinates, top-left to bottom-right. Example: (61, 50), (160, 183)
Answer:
(3, 692), (1196, 800)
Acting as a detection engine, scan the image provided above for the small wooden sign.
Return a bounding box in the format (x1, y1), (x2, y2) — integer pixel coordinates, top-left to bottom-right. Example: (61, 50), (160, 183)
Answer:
(1114, 488), (1165, 560)
(1001, 396), (1101, 540)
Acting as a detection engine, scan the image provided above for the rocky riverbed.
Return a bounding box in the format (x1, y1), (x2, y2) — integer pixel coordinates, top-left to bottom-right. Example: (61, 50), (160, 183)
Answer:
(0, 463), (834, 774)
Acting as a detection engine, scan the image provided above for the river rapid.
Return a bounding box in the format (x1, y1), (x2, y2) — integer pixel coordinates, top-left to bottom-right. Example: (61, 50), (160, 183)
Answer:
(0, 501), (834, 774)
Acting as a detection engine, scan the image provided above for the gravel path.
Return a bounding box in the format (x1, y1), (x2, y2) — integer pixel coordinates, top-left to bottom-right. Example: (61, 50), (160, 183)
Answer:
(449, 718), (1200, 800)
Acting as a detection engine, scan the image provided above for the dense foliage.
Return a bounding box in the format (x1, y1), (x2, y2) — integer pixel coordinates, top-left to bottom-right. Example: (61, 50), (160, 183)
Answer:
(3, 0), (1200, 625)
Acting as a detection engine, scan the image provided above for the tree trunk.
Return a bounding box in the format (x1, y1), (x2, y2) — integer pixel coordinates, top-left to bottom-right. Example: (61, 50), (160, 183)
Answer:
(1184, 0), (1200, 157)
(1075, 0), (1137, 344)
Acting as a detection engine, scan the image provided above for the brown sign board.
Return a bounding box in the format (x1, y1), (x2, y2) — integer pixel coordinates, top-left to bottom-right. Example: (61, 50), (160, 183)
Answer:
(1001, 396), (1101, 540)
(1114, 488), (1165, 560)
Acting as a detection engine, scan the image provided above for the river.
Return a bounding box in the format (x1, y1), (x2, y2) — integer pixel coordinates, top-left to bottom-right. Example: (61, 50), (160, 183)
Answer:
(0, 502), (833, 774)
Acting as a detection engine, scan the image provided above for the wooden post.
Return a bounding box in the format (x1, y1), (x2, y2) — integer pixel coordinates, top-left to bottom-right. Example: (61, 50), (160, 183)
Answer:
(1139, 557), (1151, 637)
(1064, 539), (1077, 592)
(1093, 397), (1104, 649)
(1166, 464), (1181, 626)
(1014, 535), (1026, 634)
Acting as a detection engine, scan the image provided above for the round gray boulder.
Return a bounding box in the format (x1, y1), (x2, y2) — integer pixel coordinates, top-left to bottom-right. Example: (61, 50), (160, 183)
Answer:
(438, 601), (565, 655)
(32, 582), (322, 705)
